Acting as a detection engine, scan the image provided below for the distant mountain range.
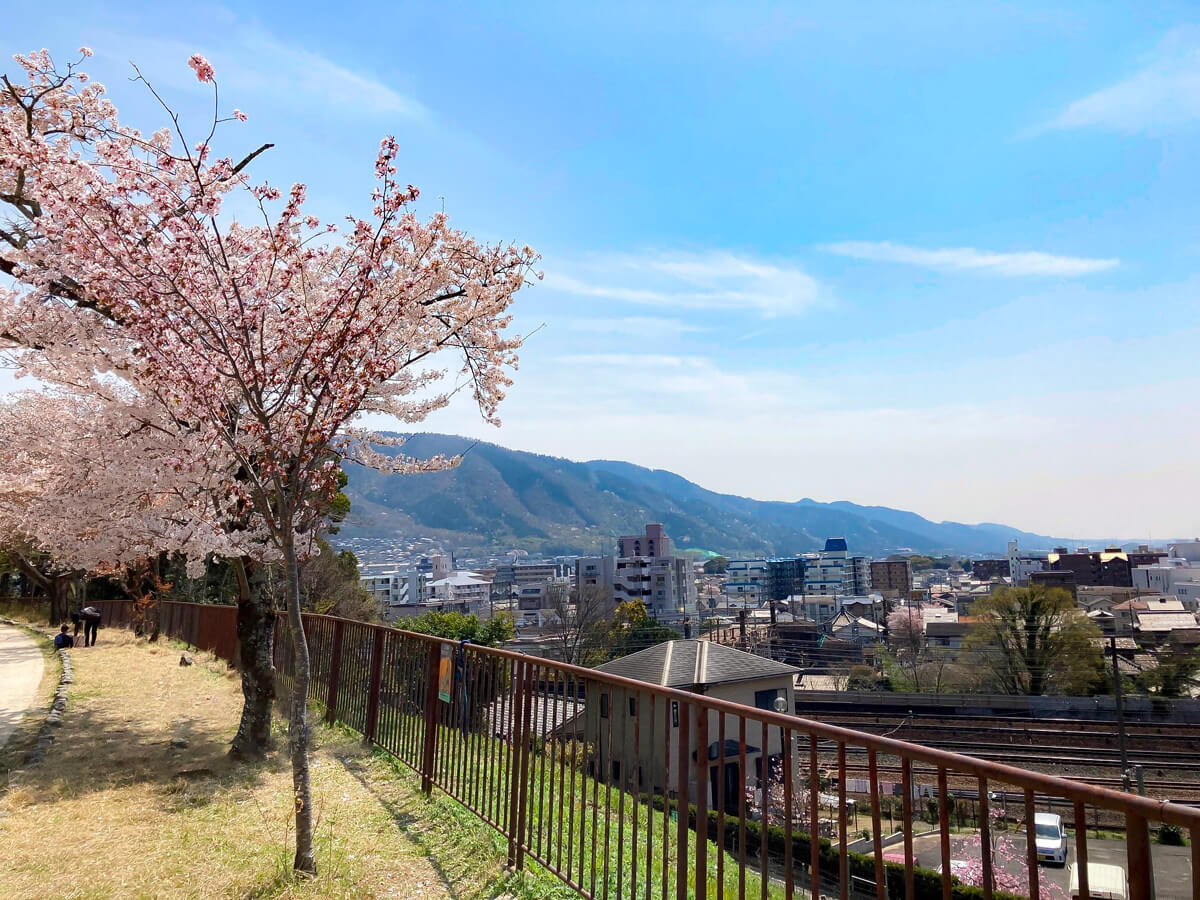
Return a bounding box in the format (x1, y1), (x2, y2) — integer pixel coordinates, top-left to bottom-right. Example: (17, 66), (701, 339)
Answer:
(338, 433), (1070, 559)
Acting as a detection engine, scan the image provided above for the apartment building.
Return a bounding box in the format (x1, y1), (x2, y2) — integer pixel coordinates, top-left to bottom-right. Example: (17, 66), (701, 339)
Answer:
(869, 559), (913, 598)
(1048, 546), (1166, 588)
(804, 538), (871, 596)
(575, 523), (698, 623)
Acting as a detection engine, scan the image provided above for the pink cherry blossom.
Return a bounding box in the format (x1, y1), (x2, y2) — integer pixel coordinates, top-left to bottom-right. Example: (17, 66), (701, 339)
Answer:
(0, 46), (539, 876)
(233, 108), (247, 122)
(187, 53), (214, 82)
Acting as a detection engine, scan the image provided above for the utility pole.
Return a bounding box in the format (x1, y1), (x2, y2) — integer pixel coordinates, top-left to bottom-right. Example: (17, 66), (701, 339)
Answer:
(1110, 632), (1131, 788)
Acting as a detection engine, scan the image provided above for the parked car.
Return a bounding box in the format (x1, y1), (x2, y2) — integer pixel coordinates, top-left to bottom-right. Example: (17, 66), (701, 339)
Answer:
(1034, 812), (1067, 866)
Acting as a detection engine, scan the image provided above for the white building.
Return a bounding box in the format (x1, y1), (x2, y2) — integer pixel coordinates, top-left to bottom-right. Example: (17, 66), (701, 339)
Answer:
(360, 565), (426, 617)
(427, 570), (492, 608)
(723, 559), (768, 605)
(1170, 541), (1200, 564)
(1007, 540), (1047, 585)
(803, 538), (872, 596)
(1133, 559), (1200, 612)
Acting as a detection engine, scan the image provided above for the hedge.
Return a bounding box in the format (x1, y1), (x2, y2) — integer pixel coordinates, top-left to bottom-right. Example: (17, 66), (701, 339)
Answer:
(646, 794), (1022, 900)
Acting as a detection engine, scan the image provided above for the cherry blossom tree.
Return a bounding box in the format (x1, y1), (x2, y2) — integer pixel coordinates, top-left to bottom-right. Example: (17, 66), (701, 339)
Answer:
(0, 49), (537, 872)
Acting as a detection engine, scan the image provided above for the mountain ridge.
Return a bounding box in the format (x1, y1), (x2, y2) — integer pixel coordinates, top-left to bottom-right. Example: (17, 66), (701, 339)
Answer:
(338, 433), (1070, 558)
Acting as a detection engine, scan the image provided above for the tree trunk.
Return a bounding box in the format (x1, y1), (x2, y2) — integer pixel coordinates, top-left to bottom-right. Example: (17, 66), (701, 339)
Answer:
(47, 577), (68, 626)
(229, 557), (277, 760)
(282, 536), (316, 874)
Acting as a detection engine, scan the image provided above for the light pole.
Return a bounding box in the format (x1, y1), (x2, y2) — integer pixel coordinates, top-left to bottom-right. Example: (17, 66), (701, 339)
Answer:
(773, 694), (789, 809)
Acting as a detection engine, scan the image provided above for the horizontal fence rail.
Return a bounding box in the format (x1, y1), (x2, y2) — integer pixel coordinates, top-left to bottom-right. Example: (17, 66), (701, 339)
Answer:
(95, 600), (1200, 900)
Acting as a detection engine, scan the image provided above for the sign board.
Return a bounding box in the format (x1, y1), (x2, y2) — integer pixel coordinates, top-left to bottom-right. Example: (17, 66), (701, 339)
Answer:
(437, 643), (453, 703)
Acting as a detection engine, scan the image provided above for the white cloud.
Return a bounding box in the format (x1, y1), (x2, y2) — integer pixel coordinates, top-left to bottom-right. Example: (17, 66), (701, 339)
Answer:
(547, 251), (824, 316)
(563, 316), (705, 338)
(93, 25), (425, 121)
(1048, 27), (1200, 134)
(822, 241), (1118, 277)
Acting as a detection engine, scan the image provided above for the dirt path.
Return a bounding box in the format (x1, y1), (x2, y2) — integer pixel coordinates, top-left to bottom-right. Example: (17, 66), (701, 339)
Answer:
(0, 624), (45, 754)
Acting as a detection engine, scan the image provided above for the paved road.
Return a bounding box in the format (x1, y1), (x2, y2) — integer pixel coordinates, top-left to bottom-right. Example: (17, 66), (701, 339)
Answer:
(0, 624), (45, 753)
(908, 831), (1192, 900)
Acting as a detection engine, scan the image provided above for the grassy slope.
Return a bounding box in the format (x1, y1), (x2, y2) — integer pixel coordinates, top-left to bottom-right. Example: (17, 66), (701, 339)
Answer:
(0, 620), (530, 900)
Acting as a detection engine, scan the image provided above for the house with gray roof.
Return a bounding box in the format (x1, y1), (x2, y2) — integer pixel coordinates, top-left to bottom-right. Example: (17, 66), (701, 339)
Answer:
(583, 639), (798, 811)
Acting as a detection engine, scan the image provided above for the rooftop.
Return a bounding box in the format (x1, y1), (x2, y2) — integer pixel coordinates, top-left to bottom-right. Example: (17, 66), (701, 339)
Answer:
(594, 639), (798, 688)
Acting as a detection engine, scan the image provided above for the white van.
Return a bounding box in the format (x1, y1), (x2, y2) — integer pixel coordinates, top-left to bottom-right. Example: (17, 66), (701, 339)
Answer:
(1068, 862), (1128, 900)
(1034, 812), (1067, 866)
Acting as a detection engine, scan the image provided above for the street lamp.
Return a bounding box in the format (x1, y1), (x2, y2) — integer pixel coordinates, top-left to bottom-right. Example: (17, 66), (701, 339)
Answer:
(773, 694), (789, 793)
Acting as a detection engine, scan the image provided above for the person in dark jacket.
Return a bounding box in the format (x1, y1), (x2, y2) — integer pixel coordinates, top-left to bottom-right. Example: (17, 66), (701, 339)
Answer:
(74, 606), (102, 647)
(54, 624), (74, 649)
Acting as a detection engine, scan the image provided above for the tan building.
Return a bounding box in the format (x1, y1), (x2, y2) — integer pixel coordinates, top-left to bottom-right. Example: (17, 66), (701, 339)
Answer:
(583, 640), (797, 811)
(870, 560), (912, 598)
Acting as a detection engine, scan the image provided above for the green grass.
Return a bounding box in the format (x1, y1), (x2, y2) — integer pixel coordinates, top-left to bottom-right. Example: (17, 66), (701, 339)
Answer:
(365, 711), (792, 900)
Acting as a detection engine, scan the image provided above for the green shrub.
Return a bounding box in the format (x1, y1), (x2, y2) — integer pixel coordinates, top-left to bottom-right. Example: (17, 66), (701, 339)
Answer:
(645, 793), (1023, 900)
(1157, 823), (1186, 846)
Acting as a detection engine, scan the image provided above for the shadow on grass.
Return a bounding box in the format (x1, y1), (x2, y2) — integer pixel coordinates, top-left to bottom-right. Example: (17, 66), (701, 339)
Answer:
(335, 748), (507, 900)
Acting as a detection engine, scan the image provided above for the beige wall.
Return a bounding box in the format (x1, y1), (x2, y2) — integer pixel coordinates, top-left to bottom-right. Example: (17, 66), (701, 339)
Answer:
(583, 675), (795, 807)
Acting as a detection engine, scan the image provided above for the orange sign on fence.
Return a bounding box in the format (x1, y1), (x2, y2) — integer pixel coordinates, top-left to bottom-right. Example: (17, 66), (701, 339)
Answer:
(437, 643), (452, 703)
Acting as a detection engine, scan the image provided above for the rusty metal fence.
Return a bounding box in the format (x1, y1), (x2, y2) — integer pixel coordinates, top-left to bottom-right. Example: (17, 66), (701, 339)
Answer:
(94, 598), (239, 662)
(101, 601), (1200, 900)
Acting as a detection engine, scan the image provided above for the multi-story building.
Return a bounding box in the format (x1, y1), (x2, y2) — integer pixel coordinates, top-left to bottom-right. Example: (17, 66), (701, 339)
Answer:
(492, 562), (572, 589)
(576, 524), (698, 623)
(1007, 541), (1047, 585)
(360, 565), (425, 617)
(870, 559), (913, 599)
(618, 523), (670, 559)
(969, 558), (1010, 580)
(766, 557), (806, 602)
(803, 539), (871, 596)
(1133, 558), (1200, 611)
(847, 555), (872, 595)
(1047, 546), (1166, 588)
(723, 559), (768, 605)
(721, 558), (806, 605)
(427, 570), (492, 608)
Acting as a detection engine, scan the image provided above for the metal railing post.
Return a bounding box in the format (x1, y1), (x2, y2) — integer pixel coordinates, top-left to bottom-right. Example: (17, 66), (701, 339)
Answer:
(325, 619), (345, 724)
(512, 659), (536, 871)
(420, 640), (441, 795)
(363, 626), (386, 744)
(1127, 813), (1153, 900)
(506, 657), (528, 869)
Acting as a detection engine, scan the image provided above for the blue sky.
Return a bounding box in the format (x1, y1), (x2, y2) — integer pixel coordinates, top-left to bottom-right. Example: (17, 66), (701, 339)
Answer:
(5, 2), (1199, 539)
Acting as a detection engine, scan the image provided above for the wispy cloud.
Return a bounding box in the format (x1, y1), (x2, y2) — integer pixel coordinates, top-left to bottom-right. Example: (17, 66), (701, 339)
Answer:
(822, 241), (1118, 277)
(564, 316), (705, 338)
(1045, 26), (1200, 134)
(547, 251), (824, 316)
(94, 24), (426, 120)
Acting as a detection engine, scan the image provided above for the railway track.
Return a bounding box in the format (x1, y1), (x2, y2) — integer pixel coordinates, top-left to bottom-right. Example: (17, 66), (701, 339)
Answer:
(820, 718), (1200, 741)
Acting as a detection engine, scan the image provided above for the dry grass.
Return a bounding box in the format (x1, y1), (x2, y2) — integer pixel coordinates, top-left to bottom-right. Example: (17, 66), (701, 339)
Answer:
(0, 628), (515, 899)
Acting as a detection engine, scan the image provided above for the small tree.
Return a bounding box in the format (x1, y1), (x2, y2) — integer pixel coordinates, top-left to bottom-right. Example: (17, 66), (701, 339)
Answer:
(0, 50), (536, 874)
(703, 555), (729, 575)
(547, 582), (609, 665)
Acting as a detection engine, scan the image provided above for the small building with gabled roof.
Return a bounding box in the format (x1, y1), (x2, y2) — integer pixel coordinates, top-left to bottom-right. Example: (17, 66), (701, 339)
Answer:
(584, 640), (798, 811)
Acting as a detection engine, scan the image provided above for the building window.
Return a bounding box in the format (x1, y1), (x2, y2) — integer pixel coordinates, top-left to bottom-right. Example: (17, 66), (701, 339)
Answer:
(671, 700), (679, 728)
(600, 694), (609, 719)
(755, 688), (782, 711)
(628, 697), (638, 716)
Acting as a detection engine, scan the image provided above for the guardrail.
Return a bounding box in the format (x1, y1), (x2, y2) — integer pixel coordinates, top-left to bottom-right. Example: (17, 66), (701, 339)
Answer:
(96, 600), (1200, 900)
